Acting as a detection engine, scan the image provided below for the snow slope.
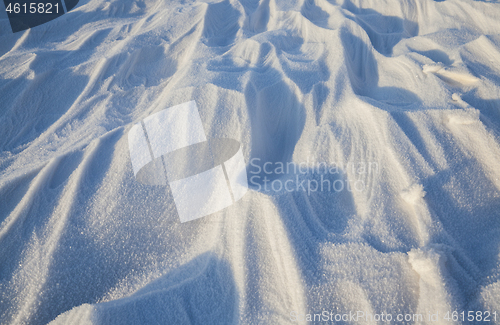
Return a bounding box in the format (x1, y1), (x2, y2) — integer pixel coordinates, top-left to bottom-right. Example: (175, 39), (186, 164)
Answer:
(1, 0), (500, 323)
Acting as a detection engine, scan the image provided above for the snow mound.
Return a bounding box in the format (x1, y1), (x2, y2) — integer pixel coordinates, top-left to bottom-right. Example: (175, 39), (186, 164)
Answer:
(1, 0), (500, 324)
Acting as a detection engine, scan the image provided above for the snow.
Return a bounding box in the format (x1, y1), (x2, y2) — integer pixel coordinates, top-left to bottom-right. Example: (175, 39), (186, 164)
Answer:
(1, 0), (500, 323)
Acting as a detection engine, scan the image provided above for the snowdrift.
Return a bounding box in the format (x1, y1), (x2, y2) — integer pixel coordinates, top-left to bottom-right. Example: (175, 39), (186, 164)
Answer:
(1, 0), (500, 323)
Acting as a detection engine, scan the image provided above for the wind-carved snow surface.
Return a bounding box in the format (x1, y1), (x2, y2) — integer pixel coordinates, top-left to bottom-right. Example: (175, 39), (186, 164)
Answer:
(1, 0), (500, 324)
